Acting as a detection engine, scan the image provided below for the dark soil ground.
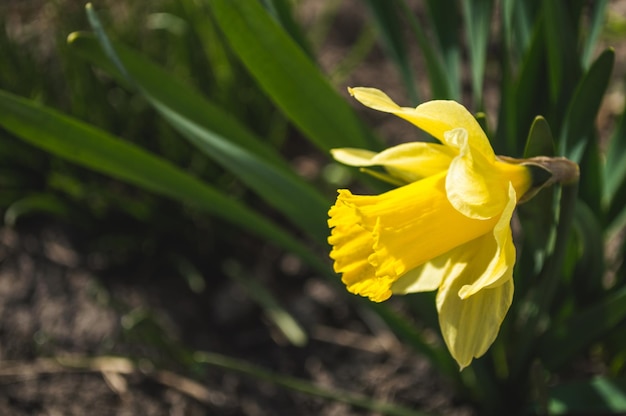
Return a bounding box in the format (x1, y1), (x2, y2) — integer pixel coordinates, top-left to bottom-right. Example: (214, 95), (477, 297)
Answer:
(0, 220), (472, 415)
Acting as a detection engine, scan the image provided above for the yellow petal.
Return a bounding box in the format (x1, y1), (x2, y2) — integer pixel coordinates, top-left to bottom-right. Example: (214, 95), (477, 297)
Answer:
(332, 143), (455, 182)
(349, 87), (494, 159)
(391, 184), (514, 296)
(391, 257), (447, 294)
(445, 129), (530, 219)
(437, 273), (513, 370)
(330, 148), (378, 166)
(445, 128), (505, 219)
(457, 183), (517, 298)
(425, 196), (516, 369)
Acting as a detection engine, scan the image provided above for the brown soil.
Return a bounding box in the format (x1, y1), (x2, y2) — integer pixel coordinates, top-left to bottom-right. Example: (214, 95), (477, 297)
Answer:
(0, 221), (472, 415)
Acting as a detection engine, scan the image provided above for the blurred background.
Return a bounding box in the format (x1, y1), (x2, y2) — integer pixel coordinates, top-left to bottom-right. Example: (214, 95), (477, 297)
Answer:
(1, 0), (626, 415)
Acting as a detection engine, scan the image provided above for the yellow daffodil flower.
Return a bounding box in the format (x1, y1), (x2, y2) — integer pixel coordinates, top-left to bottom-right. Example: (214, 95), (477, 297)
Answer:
(328, 87), (537, 369)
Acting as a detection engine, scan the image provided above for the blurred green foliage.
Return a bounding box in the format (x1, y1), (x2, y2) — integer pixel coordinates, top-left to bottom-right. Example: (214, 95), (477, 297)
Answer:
(2, 0), (626, 414)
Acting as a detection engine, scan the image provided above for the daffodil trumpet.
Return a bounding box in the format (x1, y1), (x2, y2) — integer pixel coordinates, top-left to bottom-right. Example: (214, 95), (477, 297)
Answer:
(327, 87), (579, 369)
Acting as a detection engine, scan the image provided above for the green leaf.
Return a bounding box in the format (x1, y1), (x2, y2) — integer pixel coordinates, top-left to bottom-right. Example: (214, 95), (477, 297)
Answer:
(396, 0), (453, 99)
(500, 22), (548, 156)
(501, 0), (534, 62)
(362, 0), (419, 103)
(547, 376), (626, 414)
(194, 350), (431, 416)
(259, 0), (314, 59)
(571, 201), (605, 303)
(581, 0), (609, 68)
(512, 181), (579, 378)
(605, 173), (626, 237)
(4, 193), (71, 226)
(537, 285), (626, 371)
(425, 0), (462, 100)
(0, 89), (327, 276)
(543, 0), (581, 110)
(516, 117), (557, 286)
(68, 32), (330, 243)
(603, 89), (626, 210)
(559, 48), (614, 163)
(577, 136), (604, 218)
(224, 260), (307, 347)
(462, 0), (494, 108)
(208, 0), (379, 152)
(524, 116), (555, 158)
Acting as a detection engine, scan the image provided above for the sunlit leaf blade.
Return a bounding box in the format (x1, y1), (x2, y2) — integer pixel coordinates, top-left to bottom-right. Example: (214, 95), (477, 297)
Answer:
(68, 33), (330, 243)
(462, 0), (494, 108)
(67, 33), (284, 169)
(4, 193), (71, 226)
(559, 48), (614, 163)
(537, 285), (626, 371)
(395, 0), (452, 100)
(224, 260), (307, 347)
(425, 0), (461, 100)
(581, 0), (609, 68)
(208, 0), (379, 152)
(362, 0), (419, 103)
(500, 22), (547, 156)
(547, 376), (626, 414)
(194, 351), (430, 416)
(543, 0), (581, 110)
(0, 89), (326, 274)
(500, 0), (533, 63)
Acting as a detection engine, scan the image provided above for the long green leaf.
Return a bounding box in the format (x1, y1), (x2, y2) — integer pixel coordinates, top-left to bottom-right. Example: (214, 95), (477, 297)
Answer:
(559, 48), (614, 163)
(68, 32), (330, 243)
(516, 117), (557, 288)
(0, 89), (326, 275)
(224, 260), (307, 347)
(543, 0), (581, 111)
(501, 21), (548, 156)
(396, 0), (453, 100)
(260, 0), (314, 59)
(581, 0), (609, 68)
(194, 350), (430, 416)
(571, 201), (605, 302)
(425, 0), (461, 100)
(4, 193), (71, 225)
(462, 0), (494, 108)
(547, 376), (626, 414)
(208, 0), (378, 152)
(512, 181), (579, 378)
(362, 0), (419, 104)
